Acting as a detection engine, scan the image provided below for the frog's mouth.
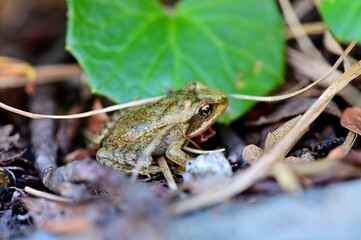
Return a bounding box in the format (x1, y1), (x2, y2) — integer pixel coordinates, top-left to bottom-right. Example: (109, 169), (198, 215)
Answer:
(191, 127), (216, 145)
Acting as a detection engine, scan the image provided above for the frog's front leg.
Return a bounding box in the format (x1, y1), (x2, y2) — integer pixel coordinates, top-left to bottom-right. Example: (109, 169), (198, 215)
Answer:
(165, 138), (193, 166)
(96, 146), (153, 174)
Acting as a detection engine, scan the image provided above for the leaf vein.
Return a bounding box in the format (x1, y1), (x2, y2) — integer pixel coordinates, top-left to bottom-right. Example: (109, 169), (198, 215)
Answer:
(95, 15), (162, 90)
(140, 42), (170, 95)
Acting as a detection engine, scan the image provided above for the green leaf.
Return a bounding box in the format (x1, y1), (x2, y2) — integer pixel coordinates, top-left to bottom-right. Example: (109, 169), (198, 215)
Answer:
(319, 0), (361, 43)
(66, 0), (285, 123)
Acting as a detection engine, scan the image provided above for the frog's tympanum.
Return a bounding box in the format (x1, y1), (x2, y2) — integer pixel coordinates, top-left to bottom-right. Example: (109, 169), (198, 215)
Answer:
(92, 81), (228, 175)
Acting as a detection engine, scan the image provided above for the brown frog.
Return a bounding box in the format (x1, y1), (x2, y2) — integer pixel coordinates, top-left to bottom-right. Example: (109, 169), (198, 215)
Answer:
(92, 81), (228, 175)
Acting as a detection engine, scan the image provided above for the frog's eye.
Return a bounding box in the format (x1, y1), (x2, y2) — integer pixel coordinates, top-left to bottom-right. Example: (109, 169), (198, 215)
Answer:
(197, 104), (213, 119)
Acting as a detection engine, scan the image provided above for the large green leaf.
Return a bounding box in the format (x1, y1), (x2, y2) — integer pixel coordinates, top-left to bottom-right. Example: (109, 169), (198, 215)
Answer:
(66, 0), (285, 123)
(319, 0), (361, 43)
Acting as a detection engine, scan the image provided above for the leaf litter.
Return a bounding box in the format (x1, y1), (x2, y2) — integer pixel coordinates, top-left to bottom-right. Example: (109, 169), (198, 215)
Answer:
(1, 0), (361, 239)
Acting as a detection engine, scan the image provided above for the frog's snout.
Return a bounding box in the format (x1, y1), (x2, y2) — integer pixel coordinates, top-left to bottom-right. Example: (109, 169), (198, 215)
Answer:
(218, 96), (228, 104)
(219, 96), (227, 101)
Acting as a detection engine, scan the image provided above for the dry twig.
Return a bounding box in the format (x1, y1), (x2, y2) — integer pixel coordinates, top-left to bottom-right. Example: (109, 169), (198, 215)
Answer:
(24, 186), (73, 203)
(279, 0), (325, 62)
(0, 63), (81, 89)
(157, 156), (177, 190)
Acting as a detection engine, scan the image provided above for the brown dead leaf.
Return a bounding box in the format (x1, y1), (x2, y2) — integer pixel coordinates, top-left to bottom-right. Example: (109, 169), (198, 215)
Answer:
(62, 147), (97, 164)
(341, 107), (361, 135)
(341, 150), (361, 166)
(87, 98), (109, 134)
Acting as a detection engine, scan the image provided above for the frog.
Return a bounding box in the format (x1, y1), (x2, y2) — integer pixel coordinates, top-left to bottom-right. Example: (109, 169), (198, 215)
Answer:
(92, 81), (228, 175)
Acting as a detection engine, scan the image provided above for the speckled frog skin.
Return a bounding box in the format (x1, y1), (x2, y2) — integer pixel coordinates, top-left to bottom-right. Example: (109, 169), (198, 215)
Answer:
(92, 81), (228, 174)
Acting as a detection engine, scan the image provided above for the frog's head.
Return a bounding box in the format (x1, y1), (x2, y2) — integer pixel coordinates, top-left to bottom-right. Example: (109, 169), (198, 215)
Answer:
(182, 81), (228, 138)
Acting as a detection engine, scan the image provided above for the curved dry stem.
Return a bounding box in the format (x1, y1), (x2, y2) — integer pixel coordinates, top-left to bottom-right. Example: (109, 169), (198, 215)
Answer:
(0, 96), (163, 119)
(24, 186), (74, 203)
(183, 146), (225, 154)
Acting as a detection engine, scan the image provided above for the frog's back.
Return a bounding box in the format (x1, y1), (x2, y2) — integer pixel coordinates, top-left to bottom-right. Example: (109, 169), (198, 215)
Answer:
(102, 92), (196, 147)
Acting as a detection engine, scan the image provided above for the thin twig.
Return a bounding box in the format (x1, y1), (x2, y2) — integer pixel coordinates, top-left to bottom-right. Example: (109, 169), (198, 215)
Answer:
(279, 0), (325, 62)
(342, 131), (357, 154)
(157, 156), (177, 190)
(293, 0), (315, 18)
(286, 22), (326, 39)
(183, 147), (225, 154)
(0, 96), (163, 119)
(0, 64), (81, 89)
(24, 186), (74, 203)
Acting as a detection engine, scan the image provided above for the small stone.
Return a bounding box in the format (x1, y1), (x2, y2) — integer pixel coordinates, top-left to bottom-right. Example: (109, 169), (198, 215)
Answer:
(183, 152), (232, 182)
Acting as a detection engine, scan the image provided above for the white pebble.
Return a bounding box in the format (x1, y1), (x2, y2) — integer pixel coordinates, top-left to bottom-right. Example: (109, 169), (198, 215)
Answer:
(183, 152), (232, 182)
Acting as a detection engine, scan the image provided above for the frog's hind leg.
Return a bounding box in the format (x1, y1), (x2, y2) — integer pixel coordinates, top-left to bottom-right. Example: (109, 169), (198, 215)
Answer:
(96, 146), (159, 175)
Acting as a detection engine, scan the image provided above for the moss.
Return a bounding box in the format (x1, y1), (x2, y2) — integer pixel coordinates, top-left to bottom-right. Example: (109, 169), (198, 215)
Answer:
(0, 171), (10, 188)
